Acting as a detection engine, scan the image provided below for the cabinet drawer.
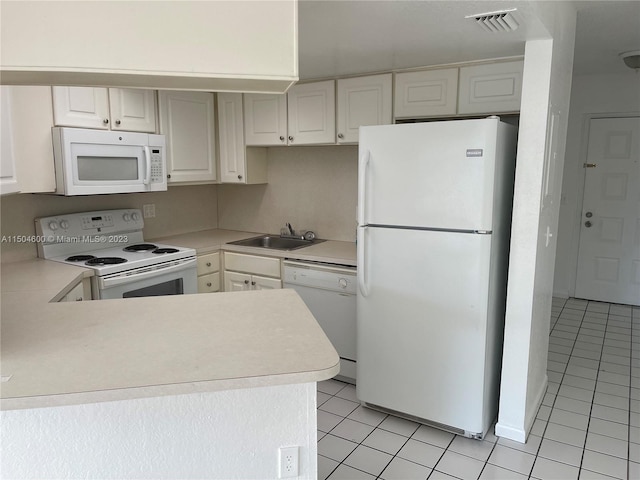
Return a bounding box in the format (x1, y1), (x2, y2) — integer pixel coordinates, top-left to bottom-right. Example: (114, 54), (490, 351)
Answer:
(198, 272), (220, 293)
(197, 252), (220, 275)
(223, 252), (281, 278)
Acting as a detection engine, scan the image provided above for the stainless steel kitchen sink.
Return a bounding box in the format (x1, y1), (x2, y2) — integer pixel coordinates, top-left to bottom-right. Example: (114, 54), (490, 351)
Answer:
(228, 235), (325, 251)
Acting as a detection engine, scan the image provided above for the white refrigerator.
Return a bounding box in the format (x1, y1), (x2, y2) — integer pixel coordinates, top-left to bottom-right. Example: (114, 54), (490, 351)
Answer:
(356, 118), (518, 439)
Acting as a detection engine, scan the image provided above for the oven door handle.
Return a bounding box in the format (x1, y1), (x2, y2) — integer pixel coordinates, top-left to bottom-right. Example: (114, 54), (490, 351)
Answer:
(100, 258), (196, 289)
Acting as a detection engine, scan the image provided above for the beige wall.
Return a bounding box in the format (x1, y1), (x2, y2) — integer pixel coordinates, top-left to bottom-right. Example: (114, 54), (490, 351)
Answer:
(0, 185), (218, 262)
(218, 146), (358, 242)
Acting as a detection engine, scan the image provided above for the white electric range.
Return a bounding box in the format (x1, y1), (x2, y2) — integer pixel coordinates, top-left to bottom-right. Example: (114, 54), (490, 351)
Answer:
(35, 209), (197, 300)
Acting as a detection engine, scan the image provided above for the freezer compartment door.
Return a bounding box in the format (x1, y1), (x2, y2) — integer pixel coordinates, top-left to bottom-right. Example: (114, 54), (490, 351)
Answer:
(356, 226), (495, 435)
(358, 120), (500, 231)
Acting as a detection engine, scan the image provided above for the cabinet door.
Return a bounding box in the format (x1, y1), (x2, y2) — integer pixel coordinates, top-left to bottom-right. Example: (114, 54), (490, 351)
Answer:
(52, 86), (110, 129)
(243, 93), (287, 146)
(218, 93), (246, 183)
(109, 88), (157, 133)
(287, 80), (335, 145)
(394, 68), (458, 118)
(0, 87), (19, 195)
(337, 74), (392, 144)
(224, 271), (251, 292)
(458, 61), (524, 114)
(251, 275), (282, 291)
(158, 90), (217, 184)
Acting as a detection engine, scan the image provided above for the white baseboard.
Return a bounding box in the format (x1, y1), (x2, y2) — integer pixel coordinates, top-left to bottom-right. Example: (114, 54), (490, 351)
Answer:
(496, 375), (548, 444)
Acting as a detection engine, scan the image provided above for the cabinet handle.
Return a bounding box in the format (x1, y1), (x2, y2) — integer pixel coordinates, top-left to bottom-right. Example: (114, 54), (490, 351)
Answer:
(238, 175), (243, 180)
(167, 174), (171, 179)
(288, 135), (294, 142)
(206, 282), (212, 287)
(338, 133), (344, 139)
(115, 119), (121, 125)
(251, 281), (256, 286)
(244, 280), (250, 284)
(75, 298), (83, 301)
(103, 118), (109, 124)
(279, 136), (285, 142)
(206, 262), (212, 267)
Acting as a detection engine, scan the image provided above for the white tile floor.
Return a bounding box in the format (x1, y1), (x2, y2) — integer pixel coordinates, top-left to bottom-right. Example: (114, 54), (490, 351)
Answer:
(317, 297), (639, 480)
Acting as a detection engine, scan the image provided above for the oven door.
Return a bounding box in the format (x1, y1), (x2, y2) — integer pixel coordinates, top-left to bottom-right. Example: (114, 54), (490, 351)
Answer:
(95, 258), (197, 300)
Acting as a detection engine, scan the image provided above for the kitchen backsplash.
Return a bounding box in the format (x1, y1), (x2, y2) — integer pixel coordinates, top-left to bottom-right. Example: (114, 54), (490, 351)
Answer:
(1, 146), (358, 262)
(218, 145), (358, 242)
(0, 185), (218, 262)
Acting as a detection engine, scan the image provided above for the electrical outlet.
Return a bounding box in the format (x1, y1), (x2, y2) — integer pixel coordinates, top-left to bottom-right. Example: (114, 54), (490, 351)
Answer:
(278, 446), (299, 478)
(143, 204), (156, 218)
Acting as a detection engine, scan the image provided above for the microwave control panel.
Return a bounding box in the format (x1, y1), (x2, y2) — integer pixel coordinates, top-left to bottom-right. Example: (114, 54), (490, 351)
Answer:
(150, 148), (163, 184)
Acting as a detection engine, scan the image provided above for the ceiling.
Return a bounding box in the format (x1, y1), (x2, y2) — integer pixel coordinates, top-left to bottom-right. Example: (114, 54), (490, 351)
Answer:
(297, 0), (640, 79)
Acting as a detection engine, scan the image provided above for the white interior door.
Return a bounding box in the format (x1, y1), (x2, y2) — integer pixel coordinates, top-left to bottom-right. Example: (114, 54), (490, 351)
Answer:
(575, 117), (640, 306)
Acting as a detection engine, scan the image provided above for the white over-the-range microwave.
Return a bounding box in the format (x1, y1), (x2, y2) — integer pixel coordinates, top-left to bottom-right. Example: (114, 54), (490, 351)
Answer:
(52, 127), (167, 195)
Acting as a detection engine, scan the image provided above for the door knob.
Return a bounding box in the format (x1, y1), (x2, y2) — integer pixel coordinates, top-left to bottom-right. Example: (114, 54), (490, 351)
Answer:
(585, 221), (592, 228)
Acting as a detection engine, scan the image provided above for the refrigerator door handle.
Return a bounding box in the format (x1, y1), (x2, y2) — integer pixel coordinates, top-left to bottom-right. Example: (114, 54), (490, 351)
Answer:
(357, 150), (371, 226)
(357, 226), (369, 297)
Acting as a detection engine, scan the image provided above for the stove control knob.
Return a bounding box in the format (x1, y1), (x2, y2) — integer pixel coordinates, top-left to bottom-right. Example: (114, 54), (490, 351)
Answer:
(338, 278), (348, 289)
(131, 212), (140, 221)
(48, 221), (59, 231)
(123, 213), (131, 222)
(59, 220), (69, 230)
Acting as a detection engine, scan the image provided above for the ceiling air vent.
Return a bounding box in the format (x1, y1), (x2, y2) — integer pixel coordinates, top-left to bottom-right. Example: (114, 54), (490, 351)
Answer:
(466, 9), (519, 33)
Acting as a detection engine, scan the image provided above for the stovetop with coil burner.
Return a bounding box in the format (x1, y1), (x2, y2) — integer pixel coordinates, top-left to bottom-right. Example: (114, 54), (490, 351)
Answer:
(35, 209), (196, 276)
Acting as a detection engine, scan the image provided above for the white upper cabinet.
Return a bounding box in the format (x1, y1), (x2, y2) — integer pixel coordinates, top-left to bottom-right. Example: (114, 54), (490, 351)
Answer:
(457, 61), (524, 115)
(218, 93), (267, 184)
(107, 89), (157, 132)
(1, 86), (56, 195)
(158, 90), (217, 184)
(337, 74), (392, 144)
(243, 94), (287, 146)
(287, 80), (336, 145)
(52, 87), (110, 129)
(0, 88), (19, 195)
(394, 68), (458, 118)
(52, 86), (157, 132)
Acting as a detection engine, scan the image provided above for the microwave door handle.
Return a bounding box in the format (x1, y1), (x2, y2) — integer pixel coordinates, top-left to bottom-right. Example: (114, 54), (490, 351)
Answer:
(101, 259), (196, 288)
(143, 146), (151, 185)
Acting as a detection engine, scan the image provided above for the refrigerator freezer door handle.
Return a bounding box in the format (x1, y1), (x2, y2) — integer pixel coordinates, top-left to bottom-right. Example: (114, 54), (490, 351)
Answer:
(357, 150), (370, 226)
(357, 226), (369, 297)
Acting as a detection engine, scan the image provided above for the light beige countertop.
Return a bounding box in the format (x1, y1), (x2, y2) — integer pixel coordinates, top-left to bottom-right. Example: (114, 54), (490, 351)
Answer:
(152, 228), (357, 266)
(0, 259), (340, 410)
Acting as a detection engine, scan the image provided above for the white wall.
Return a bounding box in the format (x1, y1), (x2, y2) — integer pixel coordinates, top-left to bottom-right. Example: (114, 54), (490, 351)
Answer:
(1, 383), (317, 479)
(218, 146), (358, 241)
(553, 72), (640, 298)
(496, 2), (577, 443)
(0, 185), (218, 262)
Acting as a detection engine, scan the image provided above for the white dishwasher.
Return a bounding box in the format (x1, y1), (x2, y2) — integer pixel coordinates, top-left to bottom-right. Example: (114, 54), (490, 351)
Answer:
(283, 260), (357, 383)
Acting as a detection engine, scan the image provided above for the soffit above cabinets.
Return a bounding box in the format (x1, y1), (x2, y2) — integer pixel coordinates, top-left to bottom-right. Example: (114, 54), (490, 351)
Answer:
(0, 1), (298, 94)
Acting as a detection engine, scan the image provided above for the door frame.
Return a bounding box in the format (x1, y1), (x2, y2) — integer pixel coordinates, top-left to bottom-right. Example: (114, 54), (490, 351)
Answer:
(568, 112), (640, 299)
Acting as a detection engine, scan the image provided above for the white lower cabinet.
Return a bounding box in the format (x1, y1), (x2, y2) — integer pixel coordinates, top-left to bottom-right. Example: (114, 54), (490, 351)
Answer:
(59, 279), (91, 302)
(223, 252), (282, 292)
(224, 271), (281, 292)
(197, 251), (221, 293)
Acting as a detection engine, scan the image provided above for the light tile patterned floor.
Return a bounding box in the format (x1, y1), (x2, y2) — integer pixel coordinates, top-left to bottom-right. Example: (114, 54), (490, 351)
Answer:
(317, 297), (639, 480)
